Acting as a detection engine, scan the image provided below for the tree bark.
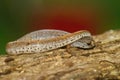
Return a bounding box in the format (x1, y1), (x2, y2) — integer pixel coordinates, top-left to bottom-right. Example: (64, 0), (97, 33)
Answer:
(0, 30), (120, 80)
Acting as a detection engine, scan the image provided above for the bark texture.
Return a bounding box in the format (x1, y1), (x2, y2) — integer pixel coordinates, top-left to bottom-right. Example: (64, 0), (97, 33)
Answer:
(0, 30), (120, 80)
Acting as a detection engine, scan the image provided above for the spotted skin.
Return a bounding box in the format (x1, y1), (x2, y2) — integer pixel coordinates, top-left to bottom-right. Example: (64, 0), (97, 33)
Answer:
(6, 29), (94, 55)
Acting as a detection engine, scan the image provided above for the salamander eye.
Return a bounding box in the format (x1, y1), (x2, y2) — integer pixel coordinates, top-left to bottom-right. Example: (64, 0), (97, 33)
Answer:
(87, 42), (91, 45)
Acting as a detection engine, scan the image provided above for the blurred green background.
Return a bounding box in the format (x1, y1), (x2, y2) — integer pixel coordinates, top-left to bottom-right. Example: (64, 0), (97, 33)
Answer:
(0, 0), (120, 54)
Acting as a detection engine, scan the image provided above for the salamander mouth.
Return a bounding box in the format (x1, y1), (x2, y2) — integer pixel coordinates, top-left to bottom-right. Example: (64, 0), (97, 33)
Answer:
(71, 36), (95, 49)
(78, 42), (95, 50)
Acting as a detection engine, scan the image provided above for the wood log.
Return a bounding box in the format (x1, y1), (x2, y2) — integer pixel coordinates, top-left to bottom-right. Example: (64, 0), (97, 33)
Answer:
(0, 30), (120, 80)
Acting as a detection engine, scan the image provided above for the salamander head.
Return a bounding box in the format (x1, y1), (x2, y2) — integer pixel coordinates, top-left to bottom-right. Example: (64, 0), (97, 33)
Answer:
(71, 36), (95, 49)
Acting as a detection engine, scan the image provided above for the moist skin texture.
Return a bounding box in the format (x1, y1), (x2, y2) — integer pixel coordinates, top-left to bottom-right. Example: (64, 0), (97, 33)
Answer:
(6, 29), (94, 55)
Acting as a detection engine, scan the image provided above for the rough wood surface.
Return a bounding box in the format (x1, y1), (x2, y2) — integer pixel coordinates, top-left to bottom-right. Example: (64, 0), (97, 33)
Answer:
(0, 30), (120, 80)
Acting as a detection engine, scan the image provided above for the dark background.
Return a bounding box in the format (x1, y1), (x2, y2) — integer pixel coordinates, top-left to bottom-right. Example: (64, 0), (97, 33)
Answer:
(0, 0), (120, 54)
